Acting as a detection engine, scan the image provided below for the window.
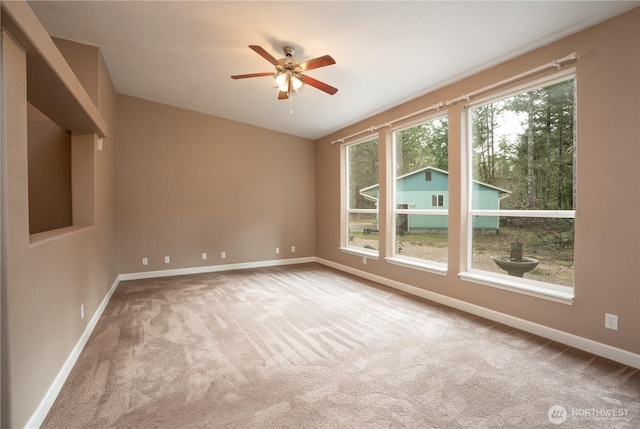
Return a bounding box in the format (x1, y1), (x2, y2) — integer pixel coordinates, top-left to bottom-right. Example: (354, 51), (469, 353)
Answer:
(462, 75), (576, 300)
(388, 116), (449, 272)
(342, 137), (379, 256)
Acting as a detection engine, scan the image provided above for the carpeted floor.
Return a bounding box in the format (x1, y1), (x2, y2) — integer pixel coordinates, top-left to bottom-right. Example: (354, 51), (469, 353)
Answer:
(43, 263), (639, 428)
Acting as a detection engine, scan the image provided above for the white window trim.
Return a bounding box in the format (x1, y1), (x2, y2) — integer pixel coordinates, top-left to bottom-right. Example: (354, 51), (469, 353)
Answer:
(341, 137), (380, 256)
(389, 114), (449, 272)
(432, 194), (445, 207)
(385, 256), (447, 275)
(339, 246), (380, 260)
(395, 209), (448, 216)
(459, 270), (574, 304)
(471, 209), (575, 218)
(460, 71), (577, 304)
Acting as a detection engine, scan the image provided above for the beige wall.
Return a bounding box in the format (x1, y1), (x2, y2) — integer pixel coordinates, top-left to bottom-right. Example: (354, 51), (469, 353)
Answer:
(27, 103), (72, 234)
(316, 9), (640, 355)
(1, 26), (118, 429)
(117, 95), (316, 274)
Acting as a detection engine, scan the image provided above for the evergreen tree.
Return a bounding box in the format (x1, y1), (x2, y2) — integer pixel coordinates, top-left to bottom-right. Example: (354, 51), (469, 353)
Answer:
(472, 78), (575, 211)
(396, 118), (448, 176)
(348, 139), (379, 209)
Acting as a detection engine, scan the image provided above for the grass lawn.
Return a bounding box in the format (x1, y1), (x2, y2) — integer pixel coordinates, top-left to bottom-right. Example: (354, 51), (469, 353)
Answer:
(350, 226), (574, 286)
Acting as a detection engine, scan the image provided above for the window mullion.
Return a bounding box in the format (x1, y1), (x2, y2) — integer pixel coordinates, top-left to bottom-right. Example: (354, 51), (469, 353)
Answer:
(470, 210), (576, 218)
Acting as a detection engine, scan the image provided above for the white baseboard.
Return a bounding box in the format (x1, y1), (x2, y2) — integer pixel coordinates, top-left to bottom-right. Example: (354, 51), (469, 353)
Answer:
(119, 257), (316, 281)
(316, 257), (640, 369)
(25, 275), (121, 429)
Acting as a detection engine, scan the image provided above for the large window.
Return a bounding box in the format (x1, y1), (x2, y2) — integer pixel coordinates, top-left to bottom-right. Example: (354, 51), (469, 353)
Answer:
(342, 137), (379, 256)
(388, 116), (449, 271)
(336, 68), (577, 302)
(463, 75), (576, 299)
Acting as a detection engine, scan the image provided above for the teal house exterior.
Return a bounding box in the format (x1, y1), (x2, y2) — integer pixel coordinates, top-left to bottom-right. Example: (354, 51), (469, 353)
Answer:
(360, 166), (510, 231)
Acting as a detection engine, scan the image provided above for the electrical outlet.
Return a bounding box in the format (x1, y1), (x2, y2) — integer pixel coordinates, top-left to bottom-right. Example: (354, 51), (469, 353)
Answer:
(164, 256), (170, 264)
(221, 251), (226, 259)
(605, 313), (618, 331)
(291, 246), (296, 253)
(142, 257), (148, 266)
(275, 247), (280, 254)
(202, 252), (207, 260)
(80, 304), (85, 320)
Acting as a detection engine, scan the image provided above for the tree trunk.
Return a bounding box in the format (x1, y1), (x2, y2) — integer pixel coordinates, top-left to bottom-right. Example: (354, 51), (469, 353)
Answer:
(545, 96), (552, 209)
(526, 94), (535, 208)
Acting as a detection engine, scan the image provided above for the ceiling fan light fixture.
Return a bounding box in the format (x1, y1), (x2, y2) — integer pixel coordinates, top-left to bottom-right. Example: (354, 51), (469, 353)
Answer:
(275, 72), (287, 89)
(291, 76), (303, 91)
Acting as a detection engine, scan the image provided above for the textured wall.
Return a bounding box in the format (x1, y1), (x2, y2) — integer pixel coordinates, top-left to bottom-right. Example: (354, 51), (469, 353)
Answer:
(116, 95), (316, 274)
(1, 29), (119, 428)
(315, 9), (640, 355)
(27, 103), (72, 234)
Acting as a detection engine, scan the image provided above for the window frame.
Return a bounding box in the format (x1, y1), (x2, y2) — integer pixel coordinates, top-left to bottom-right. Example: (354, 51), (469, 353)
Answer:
(459, 70), (577, 304)
(340, 136), (380, 259)
(385, 114), (449, 275)
(432, 194), (444, 207)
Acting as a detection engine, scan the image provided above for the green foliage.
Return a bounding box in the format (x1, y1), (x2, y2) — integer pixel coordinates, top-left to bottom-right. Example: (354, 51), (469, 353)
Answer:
(471, 78), (575, 211)
(396, 118), (448, 175)
(348, 138), (379, 209)
(501, 217), (573, 253)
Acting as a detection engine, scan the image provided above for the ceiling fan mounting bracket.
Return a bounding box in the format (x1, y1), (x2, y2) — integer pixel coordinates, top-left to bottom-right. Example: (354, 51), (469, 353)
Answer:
(283, 46), (295, 57)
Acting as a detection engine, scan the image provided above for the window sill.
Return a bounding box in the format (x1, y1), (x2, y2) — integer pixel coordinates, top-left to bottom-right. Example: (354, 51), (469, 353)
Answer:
(339, 247), (379, 260)
(30, 224), (94, 246)
(385, 256), (447, 276)
(458, 270), (574, 305)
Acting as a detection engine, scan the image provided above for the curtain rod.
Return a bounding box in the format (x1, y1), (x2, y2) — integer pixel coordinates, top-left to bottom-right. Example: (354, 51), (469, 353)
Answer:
(331, 51), (579, 145)
(444, 51), (579, 106)
(331, 102), (444, 145)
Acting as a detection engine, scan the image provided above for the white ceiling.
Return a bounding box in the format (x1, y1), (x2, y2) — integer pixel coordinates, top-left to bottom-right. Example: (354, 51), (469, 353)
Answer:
(28, 1), (639, 140)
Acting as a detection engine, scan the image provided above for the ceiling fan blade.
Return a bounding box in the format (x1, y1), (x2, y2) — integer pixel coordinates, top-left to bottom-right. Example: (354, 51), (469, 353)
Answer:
(298, 55), (336, 72)
(278, 90), (289, 100)
(301, 75), (338, 95)
(231, 72), (274, 79)
(249, 45), (280, 66)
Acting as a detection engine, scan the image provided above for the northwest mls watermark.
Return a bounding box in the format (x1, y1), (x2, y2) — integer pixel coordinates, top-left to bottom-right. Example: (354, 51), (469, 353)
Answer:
(548, 405), (631, 425)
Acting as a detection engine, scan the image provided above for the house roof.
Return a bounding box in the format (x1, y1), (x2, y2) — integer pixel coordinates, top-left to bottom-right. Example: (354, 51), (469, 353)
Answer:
(359, 166), (512, 198)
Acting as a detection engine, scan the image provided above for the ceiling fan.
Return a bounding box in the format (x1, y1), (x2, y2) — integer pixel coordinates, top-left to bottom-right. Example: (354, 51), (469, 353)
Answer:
(231, 45), (338, 100)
